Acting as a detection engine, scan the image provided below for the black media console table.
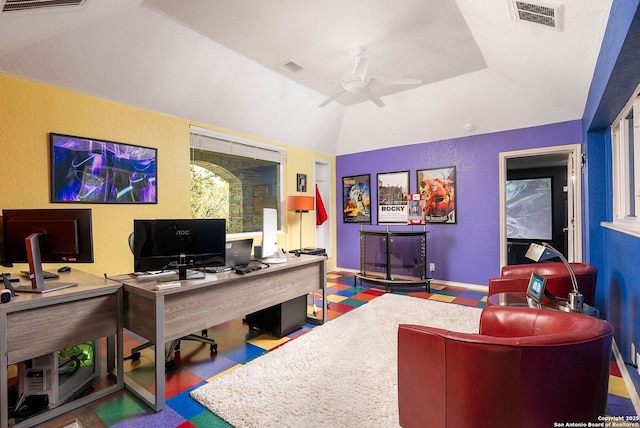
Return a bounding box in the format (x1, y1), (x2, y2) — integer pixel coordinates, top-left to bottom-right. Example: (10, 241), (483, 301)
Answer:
(354, 228), (430, 292)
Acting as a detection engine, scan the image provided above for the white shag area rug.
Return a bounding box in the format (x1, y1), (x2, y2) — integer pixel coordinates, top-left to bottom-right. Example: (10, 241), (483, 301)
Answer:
(190, 293), (482, 428)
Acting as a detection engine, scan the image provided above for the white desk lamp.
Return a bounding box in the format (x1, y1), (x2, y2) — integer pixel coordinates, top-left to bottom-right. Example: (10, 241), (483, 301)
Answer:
(525, 242), (584, 312)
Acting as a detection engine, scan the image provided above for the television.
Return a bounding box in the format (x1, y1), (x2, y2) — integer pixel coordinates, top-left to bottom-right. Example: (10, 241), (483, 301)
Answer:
(2, 208), (94, 265)
(505, 177), (553, 240)
(49, 133), (157, 204)
(132, 219), (226, 279)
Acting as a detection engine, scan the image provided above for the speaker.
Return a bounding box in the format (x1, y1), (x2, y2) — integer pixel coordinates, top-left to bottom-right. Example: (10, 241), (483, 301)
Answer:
(0, 289), (11, 303)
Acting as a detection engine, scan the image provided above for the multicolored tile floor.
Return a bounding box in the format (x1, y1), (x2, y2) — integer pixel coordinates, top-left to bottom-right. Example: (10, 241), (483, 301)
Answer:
(29, 271), (637, 426)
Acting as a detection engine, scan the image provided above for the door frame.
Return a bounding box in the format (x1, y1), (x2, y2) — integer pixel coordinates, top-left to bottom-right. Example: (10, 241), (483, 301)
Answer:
(314, 159), (332, 257)
(498, 144), (583, 267)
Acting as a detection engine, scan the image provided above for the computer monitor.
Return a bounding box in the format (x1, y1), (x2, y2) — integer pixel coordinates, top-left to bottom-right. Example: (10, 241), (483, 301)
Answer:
(21, 232), (77, 293)
(2, 208), (94, 266)
(261, 208), (278, 259)
(132, 219), (226, 278)
(260, 208), (287, 263)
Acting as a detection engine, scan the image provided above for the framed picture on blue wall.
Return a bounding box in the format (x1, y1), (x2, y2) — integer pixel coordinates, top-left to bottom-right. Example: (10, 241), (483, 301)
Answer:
(416, 166), (456, 224)
(50, 133), (157, 204)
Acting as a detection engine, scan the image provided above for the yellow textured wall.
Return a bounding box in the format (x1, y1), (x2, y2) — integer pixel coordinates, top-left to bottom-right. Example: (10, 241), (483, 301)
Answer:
(0, 73), (335, 276)
(283, 145), (334, 251)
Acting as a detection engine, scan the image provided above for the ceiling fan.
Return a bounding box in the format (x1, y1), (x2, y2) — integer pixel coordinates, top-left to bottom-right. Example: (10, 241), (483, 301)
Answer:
(319, 46), (422, 108)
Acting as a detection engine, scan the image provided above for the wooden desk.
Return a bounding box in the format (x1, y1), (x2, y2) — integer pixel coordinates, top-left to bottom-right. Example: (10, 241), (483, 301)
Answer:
(117, 253), (327, 411)
(0, 270), (123, 428)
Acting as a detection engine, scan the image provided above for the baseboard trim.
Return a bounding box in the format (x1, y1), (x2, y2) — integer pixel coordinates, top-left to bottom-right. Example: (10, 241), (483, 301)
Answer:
(612, 339), (640, 415)
(329, 268), (487, 292)
(433, 279), (487, 292)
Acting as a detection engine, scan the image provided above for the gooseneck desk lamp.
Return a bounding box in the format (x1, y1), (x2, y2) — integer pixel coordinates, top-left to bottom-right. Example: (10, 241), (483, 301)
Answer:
(525, 242), (584, 313)
(287, 195), (315, 252)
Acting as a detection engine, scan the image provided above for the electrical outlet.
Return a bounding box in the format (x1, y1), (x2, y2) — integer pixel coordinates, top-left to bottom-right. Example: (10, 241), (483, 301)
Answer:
(429, 263), (436, 272)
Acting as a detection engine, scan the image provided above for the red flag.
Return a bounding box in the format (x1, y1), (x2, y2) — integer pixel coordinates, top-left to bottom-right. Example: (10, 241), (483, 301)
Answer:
(316, 184), (328, 225)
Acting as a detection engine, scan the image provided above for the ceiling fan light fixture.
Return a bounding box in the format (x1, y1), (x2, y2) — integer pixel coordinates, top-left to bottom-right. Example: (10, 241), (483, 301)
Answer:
(343, 79), (369, 94)
(319, 46), (418, 107)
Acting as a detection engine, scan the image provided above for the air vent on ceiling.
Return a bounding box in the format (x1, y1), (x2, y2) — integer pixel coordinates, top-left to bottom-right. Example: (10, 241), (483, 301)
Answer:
(1, 0), (86, 13)
(279, 60), (304, 73)
(508, 1), (563, 31)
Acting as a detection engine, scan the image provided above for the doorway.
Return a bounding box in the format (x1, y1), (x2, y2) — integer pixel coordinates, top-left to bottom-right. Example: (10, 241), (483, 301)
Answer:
(314, 160), (332, 257)
(498, 144), (582, 267)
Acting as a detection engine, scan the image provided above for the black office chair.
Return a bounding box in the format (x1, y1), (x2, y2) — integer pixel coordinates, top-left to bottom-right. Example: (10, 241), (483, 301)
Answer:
(126, 233), (217, 366)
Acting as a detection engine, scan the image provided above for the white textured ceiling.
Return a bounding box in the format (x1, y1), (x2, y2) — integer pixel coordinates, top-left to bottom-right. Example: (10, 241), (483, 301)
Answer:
(145, 0), (487, 106)
(0, 0), (612, 155)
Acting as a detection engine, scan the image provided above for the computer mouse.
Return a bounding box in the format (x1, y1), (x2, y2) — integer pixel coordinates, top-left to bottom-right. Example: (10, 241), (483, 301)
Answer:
(58, 266), (71, 273)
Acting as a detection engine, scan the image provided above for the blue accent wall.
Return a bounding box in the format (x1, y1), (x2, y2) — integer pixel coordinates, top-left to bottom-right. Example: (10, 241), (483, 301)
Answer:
(583, 0), (640, 383)
(336, 120), (582, 285)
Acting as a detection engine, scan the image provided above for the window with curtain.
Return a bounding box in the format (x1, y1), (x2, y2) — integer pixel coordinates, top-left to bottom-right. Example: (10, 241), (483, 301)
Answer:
(189, 125), (286, 234)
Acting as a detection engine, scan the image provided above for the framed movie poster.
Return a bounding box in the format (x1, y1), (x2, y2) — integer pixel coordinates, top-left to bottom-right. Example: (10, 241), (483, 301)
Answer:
(342, 174), (371, 224)
(377, 170), (409, 224)
(416, 166), (456, 224)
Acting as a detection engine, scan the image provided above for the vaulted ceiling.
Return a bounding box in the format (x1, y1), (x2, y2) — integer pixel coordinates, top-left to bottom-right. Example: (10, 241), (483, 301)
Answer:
(0, 0), (612, 155)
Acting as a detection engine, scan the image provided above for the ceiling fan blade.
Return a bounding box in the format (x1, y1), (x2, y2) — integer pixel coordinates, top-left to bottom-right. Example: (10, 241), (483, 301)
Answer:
(371, 77), (422, 86)
(353, 56), (369, 81)
(366, 90), (385, 107)
(319, 89), (346, 107)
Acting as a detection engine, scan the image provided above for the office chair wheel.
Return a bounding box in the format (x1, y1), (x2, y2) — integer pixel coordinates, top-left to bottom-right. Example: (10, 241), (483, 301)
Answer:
(123, 351), (142, 361)
(202, 329), (208, 338)
(210, 343), (218, 352)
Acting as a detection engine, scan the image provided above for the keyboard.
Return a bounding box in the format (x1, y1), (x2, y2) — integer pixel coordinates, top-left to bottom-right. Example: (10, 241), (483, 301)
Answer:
(205, 266), (232, 273)
(21, 270), (59, 280)
(130, 271), (178, 281)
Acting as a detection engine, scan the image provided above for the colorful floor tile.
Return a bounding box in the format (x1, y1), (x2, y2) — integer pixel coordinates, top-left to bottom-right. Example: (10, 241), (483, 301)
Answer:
(26, 270), (638, 426)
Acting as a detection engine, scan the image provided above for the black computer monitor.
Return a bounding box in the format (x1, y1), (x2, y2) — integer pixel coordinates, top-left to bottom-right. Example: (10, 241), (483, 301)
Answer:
(1, 208), (94, 266)
(132, 219), (226, 276)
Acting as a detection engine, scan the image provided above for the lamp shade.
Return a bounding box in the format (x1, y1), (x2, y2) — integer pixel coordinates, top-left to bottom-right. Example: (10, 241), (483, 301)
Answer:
(288, 195), (314, 212)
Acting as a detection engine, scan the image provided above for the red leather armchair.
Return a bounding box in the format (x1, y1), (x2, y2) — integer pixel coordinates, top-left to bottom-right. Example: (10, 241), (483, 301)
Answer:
(397, 306), (613, 428)
(488, 262), (597, 306)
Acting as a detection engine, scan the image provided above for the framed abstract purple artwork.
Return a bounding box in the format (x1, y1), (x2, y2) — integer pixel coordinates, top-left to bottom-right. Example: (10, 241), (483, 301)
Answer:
(49, 133), (157, 204)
